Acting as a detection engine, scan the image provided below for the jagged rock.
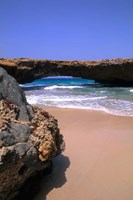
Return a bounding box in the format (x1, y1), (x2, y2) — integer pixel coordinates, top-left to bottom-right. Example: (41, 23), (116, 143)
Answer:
(0, 58), (133, 85)
(0, 67), (65, 200)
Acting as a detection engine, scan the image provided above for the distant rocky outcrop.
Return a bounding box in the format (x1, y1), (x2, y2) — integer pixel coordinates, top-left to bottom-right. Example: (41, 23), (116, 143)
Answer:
(0, 58), (133, 85)
(0, 67), (65, 200)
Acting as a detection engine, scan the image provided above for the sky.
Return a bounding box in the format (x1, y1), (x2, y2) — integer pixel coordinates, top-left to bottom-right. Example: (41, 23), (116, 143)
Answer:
(0, 0), (133, 60)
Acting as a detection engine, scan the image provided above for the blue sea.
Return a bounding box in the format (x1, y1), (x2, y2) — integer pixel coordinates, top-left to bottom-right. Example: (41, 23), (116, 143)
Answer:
(21, 76), (133, 116)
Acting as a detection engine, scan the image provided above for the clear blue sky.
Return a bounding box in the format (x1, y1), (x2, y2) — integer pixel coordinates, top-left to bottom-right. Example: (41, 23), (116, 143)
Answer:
(0, 0), (133, 60)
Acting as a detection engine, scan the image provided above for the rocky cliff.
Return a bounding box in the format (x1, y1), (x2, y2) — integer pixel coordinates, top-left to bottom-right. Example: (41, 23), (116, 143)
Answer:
(0, 58), (133, 85)
(0, 67), (65, 199)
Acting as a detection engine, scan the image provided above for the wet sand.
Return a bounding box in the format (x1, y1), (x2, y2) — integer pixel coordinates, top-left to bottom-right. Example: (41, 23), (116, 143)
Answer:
(34, 108), (133, 200)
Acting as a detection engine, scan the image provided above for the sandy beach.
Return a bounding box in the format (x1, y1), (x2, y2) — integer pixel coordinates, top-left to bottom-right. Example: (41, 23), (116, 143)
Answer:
(34, 108), (133, 200)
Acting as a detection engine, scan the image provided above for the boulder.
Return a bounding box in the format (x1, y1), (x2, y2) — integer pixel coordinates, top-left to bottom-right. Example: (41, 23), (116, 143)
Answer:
(0, 67), (65, 199)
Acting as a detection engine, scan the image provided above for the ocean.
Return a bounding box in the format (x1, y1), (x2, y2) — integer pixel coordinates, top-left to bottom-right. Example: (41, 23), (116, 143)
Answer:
(21, 76), (133, 116)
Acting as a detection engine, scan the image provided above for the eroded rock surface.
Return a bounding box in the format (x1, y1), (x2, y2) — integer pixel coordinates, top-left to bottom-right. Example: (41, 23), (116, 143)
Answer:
(0, 67), (65, 200)
(0, 58), (133, 85)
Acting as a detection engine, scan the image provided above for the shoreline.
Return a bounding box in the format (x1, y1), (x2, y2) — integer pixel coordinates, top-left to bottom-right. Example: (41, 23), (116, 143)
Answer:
(36, 105), (133, 118)
(34, 107), (133, 200)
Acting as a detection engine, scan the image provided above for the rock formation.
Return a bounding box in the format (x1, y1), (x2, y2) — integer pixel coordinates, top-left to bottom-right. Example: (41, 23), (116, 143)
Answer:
(0, 67), (65, 199)
(0, 58), (133, 85)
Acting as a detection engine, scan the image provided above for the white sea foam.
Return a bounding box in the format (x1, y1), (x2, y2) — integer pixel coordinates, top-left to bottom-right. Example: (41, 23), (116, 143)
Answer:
(26, 94), (133, 117)
(27, 96), (38, 104)
(21, 84), (44, 88)
(100, 91), (106, 93)
(44, 85), (83, 90)
(26, 95), (107, 103)
(23, 75), (133, 117)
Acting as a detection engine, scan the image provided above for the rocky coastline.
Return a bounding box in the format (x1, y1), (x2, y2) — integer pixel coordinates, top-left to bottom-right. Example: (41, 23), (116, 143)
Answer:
(0, 67), (65, 199)
(0, 57), (133, 198)
(0, 58), (133, 85)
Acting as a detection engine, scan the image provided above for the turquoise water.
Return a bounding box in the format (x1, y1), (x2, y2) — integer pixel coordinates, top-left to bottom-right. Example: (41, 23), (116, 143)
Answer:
(21, 76), (133, 116)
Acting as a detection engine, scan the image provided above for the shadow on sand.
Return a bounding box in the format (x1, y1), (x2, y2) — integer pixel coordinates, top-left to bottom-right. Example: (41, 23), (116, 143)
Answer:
(15, 154), (70, 200)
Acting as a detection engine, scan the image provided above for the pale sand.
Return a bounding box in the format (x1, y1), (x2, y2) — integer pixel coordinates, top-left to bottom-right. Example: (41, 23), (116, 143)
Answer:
(34, 108), (133, 200)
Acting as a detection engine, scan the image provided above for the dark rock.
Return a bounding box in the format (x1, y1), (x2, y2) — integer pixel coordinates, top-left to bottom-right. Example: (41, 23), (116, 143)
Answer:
(9, 122), (31, 143)
(0, 67), (65, 199)
(0, 131), (16, 147)
(14, 143), (31, 158)
(0, 67), (30, 121)
(14, 160), (53, 200)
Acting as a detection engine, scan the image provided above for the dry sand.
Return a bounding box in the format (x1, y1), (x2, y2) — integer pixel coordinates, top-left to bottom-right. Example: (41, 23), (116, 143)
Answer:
(34, 108), (133, 200)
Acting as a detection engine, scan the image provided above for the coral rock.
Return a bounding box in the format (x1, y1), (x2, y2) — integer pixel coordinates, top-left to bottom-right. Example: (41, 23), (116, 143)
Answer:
(0, 67), (65, 199)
